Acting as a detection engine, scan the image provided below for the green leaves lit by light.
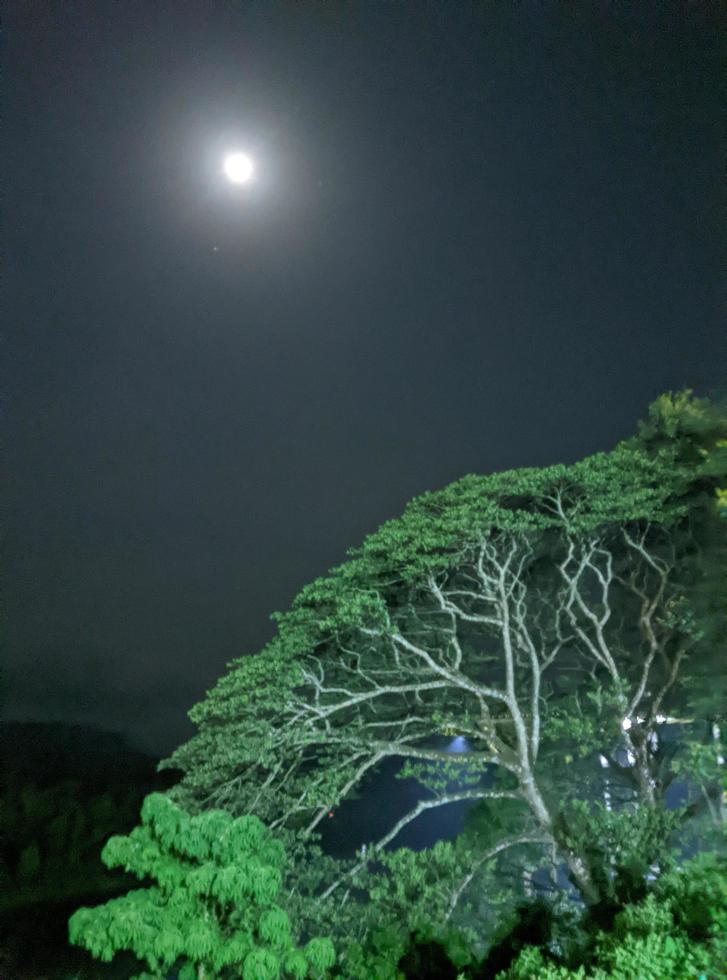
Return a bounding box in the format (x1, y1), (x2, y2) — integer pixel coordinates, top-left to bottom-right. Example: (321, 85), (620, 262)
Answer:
(68, 793), (336, 977)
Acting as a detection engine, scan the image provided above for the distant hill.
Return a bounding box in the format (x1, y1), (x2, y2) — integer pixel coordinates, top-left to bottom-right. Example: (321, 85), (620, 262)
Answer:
(0, 720), (179, 789)
(0, 721), (182, 978)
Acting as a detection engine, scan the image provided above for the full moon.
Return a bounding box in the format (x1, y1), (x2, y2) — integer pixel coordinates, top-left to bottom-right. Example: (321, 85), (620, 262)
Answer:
(223, 152), (254, 184)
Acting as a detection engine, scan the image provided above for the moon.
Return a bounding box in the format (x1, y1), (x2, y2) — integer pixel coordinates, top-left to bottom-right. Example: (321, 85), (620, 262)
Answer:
(223, 152), (254, 184)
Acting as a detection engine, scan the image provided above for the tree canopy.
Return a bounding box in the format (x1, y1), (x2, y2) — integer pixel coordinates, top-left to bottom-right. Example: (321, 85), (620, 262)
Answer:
(72, 388), (727, 977)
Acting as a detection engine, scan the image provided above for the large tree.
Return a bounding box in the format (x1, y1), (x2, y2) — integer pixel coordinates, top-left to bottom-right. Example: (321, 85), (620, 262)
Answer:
(160, 391), (727, 965)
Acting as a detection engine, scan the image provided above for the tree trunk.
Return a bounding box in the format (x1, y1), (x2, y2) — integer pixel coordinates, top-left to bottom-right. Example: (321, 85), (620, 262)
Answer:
(519, 768), (603, 907)
(631, 732), (656, 806)
(561, 849), (602, 907)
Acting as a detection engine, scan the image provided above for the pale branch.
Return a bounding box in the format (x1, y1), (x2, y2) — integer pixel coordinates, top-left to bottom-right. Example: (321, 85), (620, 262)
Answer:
(618, 526), (673, 719)
(557, 537), (620, 681)
(649, 644), (691, 725)
(294, 675), (451, 719)
(426, 575), (503, 628)
(319, 788), (523, 901)
(443, 833), (552, 923)
(387, 629), (509, 704)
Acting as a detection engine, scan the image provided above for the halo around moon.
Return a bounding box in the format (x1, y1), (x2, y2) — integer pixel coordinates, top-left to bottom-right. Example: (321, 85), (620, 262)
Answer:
(223, 152), (254, 184)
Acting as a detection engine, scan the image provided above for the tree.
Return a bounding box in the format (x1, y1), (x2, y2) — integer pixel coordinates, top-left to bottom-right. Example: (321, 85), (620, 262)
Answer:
(160, 432), (722, 946)
(68, 793), (336, 980)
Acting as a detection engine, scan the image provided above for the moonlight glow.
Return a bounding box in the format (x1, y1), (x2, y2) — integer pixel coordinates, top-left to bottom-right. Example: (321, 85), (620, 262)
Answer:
(223, 152), (254, 184)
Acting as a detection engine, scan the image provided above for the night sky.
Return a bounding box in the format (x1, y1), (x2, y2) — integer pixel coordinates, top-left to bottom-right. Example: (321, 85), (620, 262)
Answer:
(5, 1), (726, 758)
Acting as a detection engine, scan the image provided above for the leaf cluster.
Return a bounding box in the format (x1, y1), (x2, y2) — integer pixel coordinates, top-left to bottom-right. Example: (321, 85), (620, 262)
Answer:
(497, 849), (727, 979)
(68, 794), (336, 979)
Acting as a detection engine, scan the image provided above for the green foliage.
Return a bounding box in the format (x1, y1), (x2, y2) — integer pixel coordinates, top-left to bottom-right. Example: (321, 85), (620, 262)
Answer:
(499, 930), (707, 980)
(672, 737), (725, 788)
(16, 841), (41, 881)
(0, 776), (142, 910)
(553, 801), (681, 907)
(337, 923), (409, 980)
(68, 794), (335, 978)
(366, 840), (478, 956)
(652, 851), (727, 960)
(621, 387), (727, 474)
(496, 850), (727, 979)
(543, 686), (627, 769)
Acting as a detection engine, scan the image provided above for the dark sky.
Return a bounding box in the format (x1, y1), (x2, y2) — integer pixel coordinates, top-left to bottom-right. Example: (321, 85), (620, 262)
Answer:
(5, 1), (726, 758)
